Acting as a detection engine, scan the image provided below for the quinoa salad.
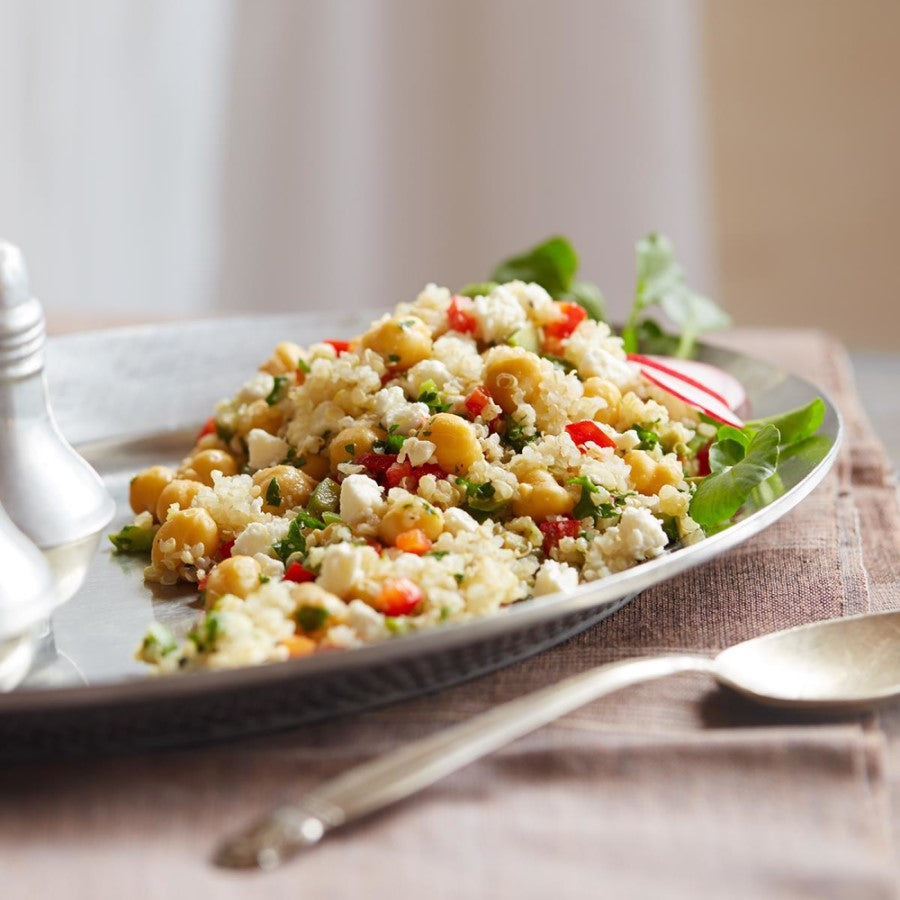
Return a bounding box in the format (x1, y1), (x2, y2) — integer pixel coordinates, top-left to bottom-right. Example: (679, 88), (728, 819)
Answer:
(113, 237), (824, 673)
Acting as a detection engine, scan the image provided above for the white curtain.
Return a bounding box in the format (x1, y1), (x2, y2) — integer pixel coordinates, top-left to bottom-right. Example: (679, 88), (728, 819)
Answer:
(0, 0), (713, 329)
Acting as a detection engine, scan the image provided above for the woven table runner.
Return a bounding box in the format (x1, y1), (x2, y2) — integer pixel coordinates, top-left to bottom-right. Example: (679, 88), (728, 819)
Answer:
(2, 329), (898, 899)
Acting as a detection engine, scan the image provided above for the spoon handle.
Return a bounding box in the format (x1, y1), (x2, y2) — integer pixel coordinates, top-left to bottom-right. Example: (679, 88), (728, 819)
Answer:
(215, 653), (713, 870)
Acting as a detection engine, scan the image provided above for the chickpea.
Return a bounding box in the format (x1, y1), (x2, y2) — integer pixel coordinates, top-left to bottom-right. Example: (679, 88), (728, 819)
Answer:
(378, 498), (445, 545)
(280, 634), (317, 658)
(151, 507), (220, 569)
(583, 378), (622, 425)
(129, 465), (174, 519)
(427, 413), (483, 474)
(252, 465), (315, 513)
(177, 449), (239, 486)
(301, 453), (331, 482)
(193, 433), (231, 453)
(204, 555), (262, 601)
(361, 316), (432, 369)
(237, 398), (284, 436)
(329, 424), (379, 468)
(483, 348), (542, 415)
(155, 479), (204, 523)
(625, 449), (681, 496)
(511, 471), (575, 521)
(259, 341), (304, 377)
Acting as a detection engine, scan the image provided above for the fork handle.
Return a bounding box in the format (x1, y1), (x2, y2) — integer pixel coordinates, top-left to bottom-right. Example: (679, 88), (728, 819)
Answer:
(215, 653), (713, 870)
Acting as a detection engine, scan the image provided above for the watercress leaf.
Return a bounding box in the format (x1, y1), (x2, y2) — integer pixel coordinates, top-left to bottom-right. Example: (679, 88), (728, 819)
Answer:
(708, 438), (745, 474)
(747, 398), (826, 446)
(716, 424), (750, 448)
(635, 232), (680, 300)
(689, 425), (780, 529)
(633, 318), (680, 356)
(490, 236), (578, 297)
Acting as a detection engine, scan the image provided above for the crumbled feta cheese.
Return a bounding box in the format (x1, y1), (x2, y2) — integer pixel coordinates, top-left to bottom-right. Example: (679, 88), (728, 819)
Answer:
(373, 386), (430, 435)
(398, 437), (436, 467)
(346, 599), (388, 642)
(247, 428), (289, 470)
(533, 559), (580, 597)
(237, 372), (275, 403)
(442, 507), (480, 534)
(472, 285), (528, 342)
(340, 474), (385, 527)
(317, 543), (365, 597)
(232, 520), (289, 558)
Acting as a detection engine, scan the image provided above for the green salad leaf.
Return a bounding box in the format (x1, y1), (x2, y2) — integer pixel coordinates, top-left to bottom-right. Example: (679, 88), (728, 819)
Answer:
(622, 233), (729, 358)
(689, 425), (780, 530)
(746, 398), (826, 446)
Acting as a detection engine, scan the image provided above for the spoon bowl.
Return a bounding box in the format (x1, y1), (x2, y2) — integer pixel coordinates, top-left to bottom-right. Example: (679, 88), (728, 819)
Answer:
(713, 610), (900, 710)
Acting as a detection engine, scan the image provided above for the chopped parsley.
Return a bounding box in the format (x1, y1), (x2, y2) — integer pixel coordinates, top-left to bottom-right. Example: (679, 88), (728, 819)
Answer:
(188, 612), (222, 653)
(568, 475), (600, 520)
(265, 374), (290, 406)
(258, 573), (271, 584)
(265, 477), (282, 507)
(417, 379), (452, 413)
(453, 573), (465, 585)
(294, 510), (326, 530)
(284, 446), (307, 468)
(374, 424), (405, 453)
(387, 353), (401, 364)
(425, 549), (449, 559)
(297, 357), (311, 374)
(273, 517), (307, 562)
(344, 443), (356, 456)
(397, 319), (416, 330)
(502, 415), (539, 453)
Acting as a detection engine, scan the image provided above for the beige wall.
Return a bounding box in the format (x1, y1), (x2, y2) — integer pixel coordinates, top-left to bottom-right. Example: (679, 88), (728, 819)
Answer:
(703, 1), (900, 349)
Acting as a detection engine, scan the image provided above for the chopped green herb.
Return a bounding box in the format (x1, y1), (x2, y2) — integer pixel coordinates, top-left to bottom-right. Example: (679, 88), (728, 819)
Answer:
(453, 573), (465, 585)
(214, 420), (234, 443)
(502, 415), (538, 453)
(188, 612), (222, 653)
(258, 573), (271, 584)
(417, 379), (452, 413)
(385, 616), (408, 635)
(297, 357), (311, 374)
(284, 446), (307, 468)
(344, 443), (356, 456)
(387, 354), (401, 364)
(439, 605), (452, 620)
(265, 477), (282, 507)
(568, 475), (600, 520)
(138, 622), (178, 663)
(273, 517), (306, 562)
(108, 522), (158, 554)
(398, 319), (416, 330)
(265, 374), (290, 406)
(457, 281), (499, 298)
(425, 549), (449, 559)
(374, 424), (405, 453)
(294, 604), (329, 633)
(456, 477), (505, 515)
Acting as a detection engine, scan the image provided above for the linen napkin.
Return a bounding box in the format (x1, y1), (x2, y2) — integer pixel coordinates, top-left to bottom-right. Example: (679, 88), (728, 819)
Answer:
(1, 329), (897, 900)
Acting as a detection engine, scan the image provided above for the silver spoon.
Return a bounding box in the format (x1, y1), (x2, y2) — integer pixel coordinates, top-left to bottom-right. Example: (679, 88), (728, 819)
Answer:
(216, 610), (900, 870)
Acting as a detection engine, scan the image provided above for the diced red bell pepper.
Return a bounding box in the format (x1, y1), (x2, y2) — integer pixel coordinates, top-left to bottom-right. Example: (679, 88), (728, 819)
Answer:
(565, 420), (616, 450)
(544, 302), (587, 340)
(357, 452), (398, 476)
(375, 577), (423, 616)
(197, 573), (209, 593)
(284, 561), (316, 583)
(385, 460), (445, 489)
(539, 518), (580, 555)
(464, 386), (490, 418)
(219, 539), (235, 560)
(395, 529), (433, 555)
(196, 417), (216, 442)
(324, 339), (352, 355)
(448, 296), (477, 334)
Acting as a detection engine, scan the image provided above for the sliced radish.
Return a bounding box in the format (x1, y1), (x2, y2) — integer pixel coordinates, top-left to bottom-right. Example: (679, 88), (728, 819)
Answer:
(632, 354), (747, 411)
(627, 353), (745, 428)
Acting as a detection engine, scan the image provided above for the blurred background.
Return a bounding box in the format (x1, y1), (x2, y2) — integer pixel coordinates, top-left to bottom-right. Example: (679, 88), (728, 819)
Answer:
(0, 0), (898, 352)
